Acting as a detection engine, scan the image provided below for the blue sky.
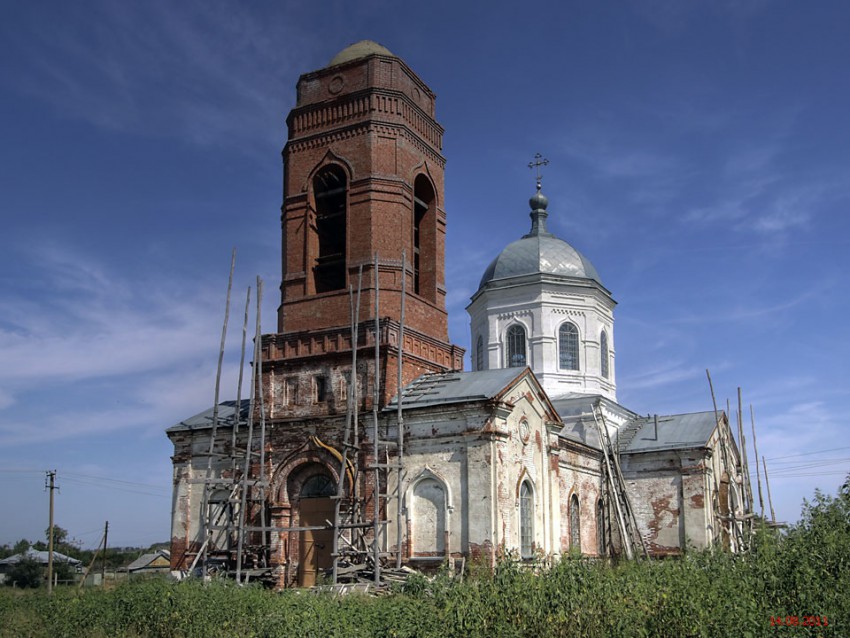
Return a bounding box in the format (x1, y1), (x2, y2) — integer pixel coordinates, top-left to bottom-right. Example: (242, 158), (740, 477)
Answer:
(1, 0), (848, 549)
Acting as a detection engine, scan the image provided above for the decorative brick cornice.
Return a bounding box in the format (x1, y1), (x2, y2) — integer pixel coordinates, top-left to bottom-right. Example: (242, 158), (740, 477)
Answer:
(496, 310), (533, 321)
(288, 88), (443, 151)
(286, 122), (445, 168)
(262, 319), (464, 370)
(551, 308), (585, 317)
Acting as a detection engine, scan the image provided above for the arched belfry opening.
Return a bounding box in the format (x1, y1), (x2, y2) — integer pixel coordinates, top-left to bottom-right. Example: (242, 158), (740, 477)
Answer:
(413, 174), (436, 302)
(312, 164), (347, 294)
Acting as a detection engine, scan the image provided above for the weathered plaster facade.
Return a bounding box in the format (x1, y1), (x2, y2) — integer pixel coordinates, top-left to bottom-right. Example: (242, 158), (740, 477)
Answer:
(167, 40), (747, 585)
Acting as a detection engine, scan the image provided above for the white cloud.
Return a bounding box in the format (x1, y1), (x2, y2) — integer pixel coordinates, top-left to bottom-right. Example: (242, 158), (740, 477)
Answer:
(1, 1), (317, 153)
(0, 243), (259, 446)
(621, 359), (705, 391)
(562, 135), (680, 180)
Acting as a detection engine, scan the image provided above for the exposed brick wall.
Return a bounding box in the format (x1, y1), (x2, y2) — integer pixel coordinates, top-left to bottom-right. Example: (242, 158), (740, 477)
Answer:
(279, 52), (452, 350)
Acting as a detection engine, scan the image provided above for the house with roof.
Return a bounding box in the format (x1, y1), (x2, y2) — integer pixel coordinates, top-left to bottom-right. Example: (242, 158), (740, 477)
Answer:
(123, 549), (171, 578)
(0, 549), (82, 585)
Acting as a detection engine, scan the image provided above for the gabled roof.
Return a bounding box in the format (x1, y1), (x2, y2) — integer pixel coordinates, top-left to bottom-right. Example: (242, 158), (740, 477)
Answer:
(0, 549), (81, 565)
(385, 368), (558, 420)
(166, 400), (251, 433)
(125, 549), (171, 572)
(618, 411), (720, 454)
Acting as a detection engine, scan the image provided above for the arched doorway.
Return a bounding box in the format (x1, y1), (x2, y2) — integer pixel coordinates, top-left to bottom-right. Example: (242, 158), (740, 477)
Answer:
(296, 472), (336, 587)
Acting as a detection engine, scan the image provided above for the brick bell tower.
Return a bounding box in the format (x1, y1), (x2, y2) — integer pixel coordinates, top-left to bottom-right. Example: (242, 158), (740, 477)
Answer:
(262, 41), (464, 422)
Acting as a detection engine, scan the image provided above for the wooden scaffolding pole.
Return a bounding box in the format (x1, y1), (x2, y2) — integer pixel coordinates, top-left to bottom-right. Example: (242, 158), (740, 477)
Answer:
(255, 277), (268, 566)
(372, 252), (381, 584)
(737, 387), (754, 536)
(200, 249), (235, 575)
(395, 250), (406, 570)
(331, 266), (363, 584)
(235, 283), (262, 580)
(763, 455), (777, 524)
(750, 405), (765, 518)
(706, 369), (744, 550)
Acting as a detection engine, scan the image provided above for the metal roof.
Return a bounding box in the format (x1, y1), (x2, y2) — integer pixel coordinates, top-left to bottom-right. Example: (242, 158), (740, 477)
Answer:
(0, 549), (81, 565)
(477, 190), (601, 292)
(125, 550), (170, 572)
(385, 368), (526, 411)
(166, 400), (251, 433)
(478, 234), (601, 291)
(618, 411), (719, 453)
(551, 394), (637, 450)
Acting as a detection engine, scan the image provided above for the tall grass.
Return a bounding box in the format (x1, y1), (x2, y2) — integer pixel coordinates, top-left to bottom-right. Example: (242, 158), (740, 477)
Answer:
(2, 480), (847, 637)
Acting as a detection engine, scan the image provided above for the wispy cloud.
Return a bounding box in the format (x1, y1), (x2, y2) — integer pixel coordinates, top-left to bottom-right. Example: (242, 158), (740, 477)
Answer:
(621, 359), (706, 391)
(664, 286), (820, 326)
(0, 243), (255, 445)
(561, 133), (681, 181)
(683, 175), (824, 237)
(0, 1), (316, 154)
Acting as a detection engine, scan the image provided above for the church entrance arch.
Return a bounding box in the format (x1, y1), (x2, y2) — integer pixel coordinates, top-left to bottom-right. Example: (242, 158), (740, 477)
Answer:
(288, 465), (336, 587)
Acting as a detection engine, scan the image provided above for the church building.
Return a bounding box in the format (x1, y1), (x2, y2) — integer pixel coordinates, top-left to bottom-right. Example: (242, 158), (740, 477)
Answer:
(167, 41), (746, 587)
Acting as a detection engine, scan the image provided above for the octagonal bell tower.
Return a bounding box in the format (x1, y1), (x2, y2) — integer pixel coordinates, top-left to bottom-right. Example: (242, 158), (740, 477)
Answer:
(262, 41), (464, 419)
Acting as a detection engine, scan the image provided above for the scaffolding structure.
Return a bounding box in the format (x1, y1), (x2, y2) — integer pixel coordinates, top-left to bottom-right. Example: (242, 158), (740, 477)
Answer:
(591, 403), (649, 560)
(189, 252), (407, 587)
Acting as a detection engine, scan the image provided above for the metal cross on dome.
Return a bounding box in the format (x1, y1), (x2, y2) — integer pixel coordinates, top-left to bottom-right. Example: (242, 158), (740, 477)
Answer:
(528, 153), (549, 191)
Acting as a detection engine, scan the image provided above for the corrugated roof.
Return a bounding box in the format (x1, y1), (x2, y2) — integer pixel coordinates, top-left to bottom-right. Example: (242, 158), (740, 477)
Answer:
(166, 400), (251, 433)
(385, 368), (525, 411)
(619, 411), (719, 453)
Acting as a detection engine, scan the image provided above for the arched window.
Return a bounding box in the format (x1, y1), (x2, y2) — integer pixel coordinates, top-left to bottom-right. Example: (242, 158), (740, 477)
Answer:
(313, 165), (347, 293)
(300, 474), (336, 498)
(559, 322), (580, 370)
(596, 499), (606, 556)
(600, 330), (609, 379)
(413, 175), (436, 301)
(570, 494), (581, 552)
(476, 335), (485, 371)
(520, 481), (533, 559)
(506, 325), (526, 368)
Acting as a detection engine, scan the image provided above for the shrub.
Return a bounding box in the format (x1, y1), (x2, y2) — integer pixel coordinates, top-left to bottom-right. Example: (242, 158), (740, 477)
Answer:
(5, 557), (42, 589)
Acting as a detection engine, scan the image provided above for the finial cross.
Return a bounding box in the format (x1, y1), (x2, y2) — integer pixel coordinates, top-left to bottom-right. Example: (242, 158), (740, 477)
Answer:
(528, 153), (549, 191)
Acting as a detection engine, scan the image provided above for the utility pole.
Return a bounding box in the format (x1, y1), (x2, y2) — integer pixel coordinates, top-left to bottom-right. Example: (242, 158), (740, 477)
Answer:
(46, 470), (57, 595)
(101, 521), (109, 584)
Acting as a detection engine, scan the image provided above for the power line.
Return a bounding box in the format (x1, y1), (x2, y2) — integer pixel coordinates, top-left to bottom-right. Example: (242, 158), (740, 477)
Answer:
(762, 471), (849, 478)
(60, 477), (169, 499)
(62, 472), (169, 491)
(768, 456), (850, 466)
(0, 469), (45, 475)
(750, 458), (850, 472)
(0, 469), (170, 493)
(765, 446), (850, 462)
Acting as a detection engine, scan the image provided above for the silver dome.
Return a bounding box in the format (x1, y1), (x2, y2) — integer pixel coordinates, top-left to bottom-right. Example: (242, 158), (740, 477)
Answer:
(478, 234), (601, 289)
(477, 188), (601, 290)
